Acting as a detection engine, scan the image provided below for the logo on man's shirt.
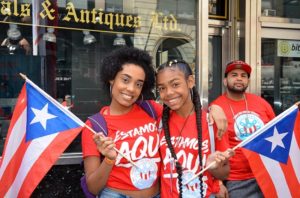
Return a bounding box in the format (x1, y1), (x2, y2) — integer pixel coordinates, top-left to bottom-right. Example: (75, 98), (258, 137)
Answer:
(234, 111), (264, 141)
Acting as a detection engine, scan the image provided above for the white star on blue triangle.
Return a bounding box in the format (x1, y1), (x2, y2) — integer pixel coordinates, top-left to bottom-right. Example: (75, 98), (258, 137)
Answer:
(26, 83), (80, 141)
(265, 127), (288, 152)
(243, 108), (298, 164)
(30, 103), (57, 130)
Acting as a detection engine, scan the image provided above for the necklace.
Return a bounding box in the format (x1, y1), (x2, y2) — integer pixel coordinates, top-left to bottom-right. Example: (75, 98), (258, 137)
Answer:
(226, 94), (250, 134)
(227, 94), (249, 118)
(176, 105), (195, 141)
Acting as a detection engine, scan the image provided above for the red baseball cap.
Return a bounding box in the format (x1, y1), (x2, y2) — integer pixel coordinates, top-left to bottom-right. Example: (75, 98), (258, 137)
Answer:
(225, 60), (252, 76)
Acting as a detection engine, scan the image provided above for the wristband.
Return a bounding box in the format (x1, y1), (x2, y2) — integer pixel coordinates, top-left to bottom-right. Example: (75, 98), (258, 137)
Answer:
(104, 157), (116, 165)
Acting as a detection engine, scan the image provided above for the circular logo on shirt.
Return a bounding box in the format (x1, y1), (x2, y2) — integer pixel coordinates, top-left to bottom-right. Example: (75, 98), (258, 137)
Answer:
(234, 111), (264, 141)
(180, 171), (207, 198)
(130, 158), (158, 189)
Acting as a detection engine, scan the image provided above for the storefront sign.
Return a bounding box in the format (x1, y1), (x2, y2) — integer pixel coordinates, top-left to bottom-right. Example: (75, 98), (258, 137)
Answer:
(0, 0), (181, 32)
(277, 40), (300, 57)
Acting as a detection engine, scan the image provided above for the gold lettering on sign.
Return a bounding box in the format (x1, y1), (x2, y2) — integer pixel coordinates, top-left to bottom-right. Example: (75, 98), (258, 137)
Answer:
(0, 0), (181, 33)
(61, 2), (141, 30)
(90, 9), (97, 24)
(80, 9), (90, 23)
(40, 0), (55, 20)
(13, 0), (18, 16)
(63, 2), (79, 22)
(0, 0), (30, 17)
(115, 13), (125, 27)
(97, 9), (104, 24)
(126, 15), (133, 27)
(169, 14), (178, 31)
(104, 12), (114, 30)
(1, 1), (12, 16)
(20, 3), (30, 17)
(151, 12), (180, 31)
(151, 12), (162, 30)
(133, 16), (141, 28)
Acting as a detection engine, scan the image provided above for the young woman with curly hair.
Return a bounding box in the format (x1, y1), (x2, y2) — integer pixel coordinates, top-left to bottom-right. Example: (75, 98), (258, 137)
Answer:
(81, 47), (161, 198)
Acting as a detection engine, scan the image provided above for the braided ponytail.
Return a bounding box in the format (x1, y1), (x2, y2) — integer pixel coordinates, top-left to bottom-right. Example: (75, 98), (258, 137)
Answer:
(192, 87), (204, 198)
(162, 104), (184, 198)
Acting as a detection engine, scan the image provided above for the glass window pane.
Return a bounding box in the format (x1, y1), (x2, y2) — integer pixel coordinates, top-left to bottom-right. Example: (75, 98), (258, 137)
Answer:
(208, 35), (222, 103)
(0, 0), (197, 156)
(262, 0), (300, 19)
(158, 0), (195, 18)
(261, 38), (300, 114)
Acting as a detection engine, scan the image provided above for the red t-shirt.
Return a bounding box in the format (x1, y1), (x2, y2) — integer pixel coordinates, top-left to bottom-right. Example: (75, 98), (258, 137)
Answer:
(211, 93), (275, 180)
(159, 110), (229, 198)
(81, 101), (162, 190)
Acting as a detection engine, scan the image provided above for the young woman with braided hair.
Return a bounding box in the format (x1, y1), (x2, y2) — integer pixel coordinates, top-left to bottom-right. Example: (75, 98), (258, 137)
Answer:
(156, 60), (234, 198)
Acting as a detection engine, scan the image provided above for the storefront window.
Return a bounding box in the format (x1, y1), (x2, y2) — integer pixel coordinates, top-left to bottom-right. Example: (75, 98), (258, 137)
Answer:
(209, 0), (228, 20)
(105, 0), (123, 12)
(238, 0), (245, 60)
(261, 0), (300, 19)
(0, 0), (197, 159)
(261, 38), (300, 114)
(208, 35), (222, 103)
(158, 0), (195, 19)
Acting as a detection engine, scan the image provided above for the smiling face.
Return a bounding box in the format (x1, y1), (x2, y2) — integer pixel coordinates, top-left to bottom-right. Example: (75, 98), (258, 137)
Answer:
(156, 67), (194, 114)
(110, 63), (145, 113)
(224, 68), (249, 94)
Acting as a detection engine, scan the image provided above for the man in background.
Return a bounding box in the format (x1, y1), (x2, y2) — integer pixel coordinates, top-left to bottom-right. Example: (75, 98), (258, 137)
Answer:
(212, 60), (275, 197)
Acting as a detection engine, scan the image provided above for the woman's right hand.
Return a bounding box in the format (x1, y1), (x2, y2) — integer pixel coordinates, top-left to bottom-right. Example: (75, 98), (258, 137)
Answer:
(93, 133), (117, 160)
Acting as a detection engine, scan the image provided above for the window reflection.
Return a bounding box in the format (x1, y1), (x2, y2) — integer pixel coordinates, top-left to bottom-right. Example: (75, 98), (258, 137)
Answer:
(158, 0), (195, 19)
(0, 0), (197, 158)
(261, 0), (300, 19)
(208, 36), (222, 103)
(261, 38), (300, 114)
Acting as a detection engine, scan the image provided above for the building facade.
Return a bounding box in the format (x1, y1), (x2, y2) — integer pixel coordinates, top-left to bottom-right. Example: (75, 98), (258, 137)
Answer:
(0, 0), (300, 196)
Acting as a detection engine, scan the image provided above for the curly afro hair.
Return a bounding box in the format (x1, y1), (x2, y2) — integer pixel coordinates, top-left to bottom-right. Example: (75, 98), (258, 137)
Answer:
(100, 46), (155, 97)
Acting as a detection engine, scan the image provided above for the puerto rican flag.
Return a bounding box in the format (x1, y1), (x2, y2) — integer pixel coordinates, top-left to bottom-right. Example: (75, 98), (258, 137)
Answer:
(241, 104), (300, 197)
(0, 80), (84, 197)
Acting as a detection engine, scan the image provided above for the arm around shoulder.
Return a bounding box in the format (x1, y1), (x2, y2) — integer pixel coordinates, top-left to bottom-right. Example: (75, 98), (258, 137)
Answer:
(208, 104), (228, 140)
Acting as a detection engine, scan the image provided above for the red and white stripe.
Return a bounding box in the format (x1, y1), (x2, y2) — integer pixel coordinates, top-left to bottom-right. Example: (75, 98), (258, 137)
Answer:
(243, 113), (300, 198)
(0, 86), (81, 197)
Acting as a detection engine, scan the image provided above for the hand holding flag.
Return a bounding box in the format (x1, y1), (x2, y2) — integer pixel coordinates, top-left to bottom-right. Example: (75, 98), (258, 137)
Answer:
(0, 73), (138, 197)
(0, 75), (83, 197)
(241, 103), (300, 198)
(183, 103), (300, 197)
(19, 73), (138, 167)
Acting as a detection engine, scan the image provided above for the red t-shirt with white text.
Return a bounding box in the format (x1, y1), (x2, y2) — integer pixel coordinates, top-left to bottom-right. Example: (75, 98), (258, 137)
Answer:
(82, 101), (162, 190)
(159, 110), (229, 198)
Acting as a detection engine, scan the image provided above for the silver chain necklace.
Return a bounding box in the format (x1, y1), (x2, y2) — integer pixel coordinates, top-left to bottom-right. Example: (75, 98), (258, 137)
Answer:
(227, 94), (251, 135)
